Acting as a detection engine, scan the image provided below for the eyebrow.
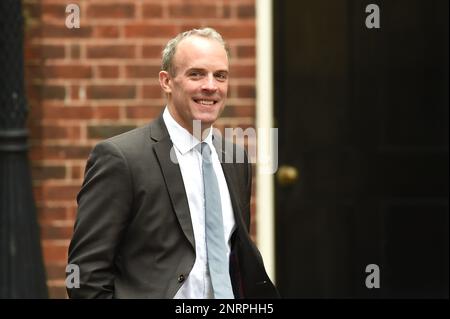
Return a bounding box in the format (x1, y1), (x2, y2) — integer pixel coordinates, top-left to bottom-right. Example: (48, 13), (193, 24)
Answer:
(185, 67), (229, 74)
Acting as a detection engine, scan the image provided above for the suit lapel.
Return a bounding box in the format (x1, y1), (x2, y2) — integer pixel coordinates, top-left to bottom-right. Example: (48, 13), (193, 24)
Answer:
(150, 115), (195, 250)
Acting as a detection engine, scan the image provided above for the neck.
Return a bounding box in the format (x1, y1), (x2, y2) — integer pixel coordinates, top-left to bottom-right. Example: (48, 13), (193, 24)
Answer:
(189, 124), (211, 141)
(166, 106), (212, 141)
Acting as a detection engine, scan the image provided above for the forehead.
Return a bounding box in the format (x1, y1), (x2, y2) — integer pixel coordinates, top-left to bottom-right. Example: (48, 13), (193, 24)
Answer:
(173, 36), (229, 71)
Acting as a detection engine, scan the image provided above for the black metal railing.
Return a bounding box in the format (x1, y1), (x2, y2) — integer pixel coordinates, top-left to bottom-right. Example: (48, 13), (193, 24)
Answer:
(0, 0), (48, 298)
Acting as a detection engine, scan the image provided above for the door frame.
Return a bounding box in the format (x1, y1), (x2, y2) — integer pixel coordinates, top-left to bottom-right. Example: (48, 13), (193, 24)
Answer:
(255, 0), (275, 283)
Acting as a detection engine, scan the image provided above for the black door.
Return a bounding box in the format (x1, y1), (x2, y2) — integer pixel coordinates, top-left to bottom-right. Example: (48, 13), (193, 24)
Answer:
(274, 0), (448, 298)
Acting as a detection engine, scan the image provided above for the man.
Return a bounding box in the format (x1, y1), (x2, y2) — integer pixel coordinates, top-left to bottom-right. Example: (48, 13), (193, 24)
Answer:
(67, 28), (279, 299)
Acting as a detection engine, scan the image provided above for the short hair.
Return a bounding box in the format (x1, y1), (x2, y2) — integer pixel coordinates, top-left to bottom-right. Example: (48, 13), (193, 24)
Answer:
(161, 27), (230, 76)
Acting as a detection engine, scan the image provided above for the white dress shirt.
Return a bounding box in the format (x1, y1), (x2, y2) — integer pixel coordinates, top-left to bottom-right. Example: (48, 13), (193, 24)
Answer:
(162, 108), (236, 299)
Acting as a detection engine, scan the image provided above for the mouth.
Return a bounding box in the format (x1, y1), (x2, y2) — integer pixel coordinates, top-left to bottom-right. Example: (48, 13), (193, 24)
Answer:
(192, 98), (218, 106)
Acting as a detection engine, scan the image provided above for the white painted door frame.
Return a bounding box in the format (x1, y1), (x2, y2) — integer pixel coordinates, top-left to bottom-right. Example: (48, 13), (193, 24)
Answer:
(255, 0), (276, 283)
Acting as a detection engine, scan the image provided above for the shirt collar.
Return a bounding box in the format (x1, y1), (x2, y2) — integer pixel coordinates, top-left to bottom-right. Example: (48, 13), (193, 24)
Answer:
(163, 107), (214, 155)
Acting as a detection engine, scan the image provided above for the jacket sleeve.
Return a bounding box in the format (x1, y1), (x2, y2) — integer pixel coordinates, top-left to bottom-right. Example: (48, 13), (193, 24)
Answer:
(67, 141), (133, 298)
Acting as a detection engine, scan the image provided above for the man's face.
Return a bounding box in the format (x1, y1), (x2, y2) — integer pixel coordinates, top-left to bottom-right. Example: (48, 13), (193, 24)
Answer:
(159, 36), (229, 133)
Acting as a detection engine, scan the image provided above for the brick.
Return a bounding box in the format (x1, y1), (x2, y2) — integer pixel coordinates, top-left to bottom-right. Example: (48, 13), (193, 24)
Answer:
(30, 25), (93, 39)
(124, 24), (178, 38)
(27, 103), (39, 119)
(87, 85), (136, 99)
(142, 84), (163, 99)
(32, 165), (66, 180)
(43, 65), (92, 79)
(87, 125), (136, 139)
(33, 185), (44, 202)
(45, 45), (67, 59)
(25, 45), (65, 60)
(41, 224), (74, 240)
(93, 106), (121, 119)
(87, 45), (135, 59)
(39, 125), (68, 139)
(142, 45), (164, 59)
(39, 106), (93, 120)
(237, 5), (255, 18)
(230, 64), (255, 78)
(68, 126), (82, 139)
(37, 206), (68, 224)
(42, 4), (66, 20)
(222, 5), (232, 18)
(35, 125), (81, 140)
(169, 4), (217, 18)
(237, 85), (256, 98)
(25, 46), (40, 61)
(44, 263), (67, 281)
(87, 4), (135, 18)
(222, 105), (255, 117)
(29, 146), (43, 162)
(36, 85), (66, 100)
(179, 24), (200, 33)
(221, 0), (254, 3)
(211, 24), (255, 39)
(42, 242), (69, 263)
(237, 44), (255, 58)
(142, 4), (163, 18)
(43, 145), (92, 160)
(28, 123), (41, 139)
(98, 65), (119, 78)
(62, 145), (92, 159)
(48, 283), (67, 299)
(26, 65), (43, 79)
(71, 85), (80, 100)
(70, 45), (80, 59)
(71, 165), (84, 180)
(27, 85), (40, 101)
(94, 25), (120, 38)
(125, 65), (160, 79)
(66, 206), (78, 220)
(125, 105), (164, 119)
(44, 185), (80, 201)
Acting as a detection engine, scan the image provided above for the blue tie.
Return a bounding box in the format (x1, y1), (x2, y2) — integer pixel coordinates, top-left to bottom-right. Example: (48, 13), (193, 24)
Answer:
(201, 142), (234, 299)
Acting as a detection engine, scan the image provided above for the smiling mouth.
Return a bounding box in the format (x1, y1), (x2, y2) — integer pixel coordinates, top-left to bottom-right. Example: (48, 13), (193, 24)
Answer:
(193, 98), (218, 105)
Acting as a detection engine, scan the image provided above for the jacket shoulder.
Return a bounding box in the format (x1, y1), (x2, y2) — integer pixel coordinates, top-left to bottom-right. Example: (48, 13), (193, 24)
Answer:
(103, 124), (151, 149)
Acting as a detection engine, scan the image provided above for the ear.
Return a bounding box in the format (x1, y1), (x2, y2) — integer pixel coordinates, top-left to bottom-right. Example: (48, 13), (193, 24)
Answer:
(159, 71), (172, 94)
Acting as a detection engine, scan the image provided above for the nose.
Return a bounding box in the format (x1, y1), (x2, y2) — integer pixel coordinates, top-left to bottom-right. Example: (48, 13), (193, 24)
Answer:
(201, 74), (218, 92)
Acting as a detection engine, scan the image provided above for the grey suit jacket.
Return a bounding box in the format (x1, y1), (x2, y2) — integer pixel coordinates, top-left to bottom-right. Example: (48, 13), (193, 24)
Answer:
(67, 114), (279, 298)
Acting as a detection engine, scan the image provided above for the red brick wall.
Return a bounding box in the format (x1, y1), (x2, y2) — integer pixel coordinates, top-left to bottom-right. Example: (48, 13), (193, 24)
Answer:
(23, 0), (256, 298)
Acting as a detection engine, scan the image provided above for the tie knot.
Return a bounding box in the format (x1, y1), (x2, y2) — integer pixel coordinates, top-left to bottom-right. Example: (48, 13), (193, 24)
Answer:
(200, 142), (212, 162)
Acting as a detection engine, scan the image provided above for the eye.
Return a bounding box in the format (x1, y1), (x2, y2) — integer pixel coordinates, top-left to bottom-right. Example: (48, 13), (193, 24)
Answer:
(215, 72), (228, 81)
(188, 70), (204, 79)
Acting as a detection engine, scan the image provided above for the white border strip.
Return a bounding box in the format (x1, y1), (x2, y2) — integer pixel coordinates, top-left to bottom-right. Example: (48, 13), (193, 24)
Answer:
(255, 0), (275, 283)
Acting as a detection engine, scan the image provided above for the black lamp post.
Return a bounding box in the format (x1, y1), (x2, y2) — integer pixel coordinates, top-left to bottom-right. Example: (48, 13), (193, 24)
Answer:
(0, 0), (48, 298)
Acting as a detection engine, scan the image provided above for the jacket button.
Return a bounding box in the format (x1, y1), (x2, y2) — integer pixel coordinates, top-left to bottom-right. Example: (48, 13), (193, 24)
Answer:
(178, 274), (185, 283)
